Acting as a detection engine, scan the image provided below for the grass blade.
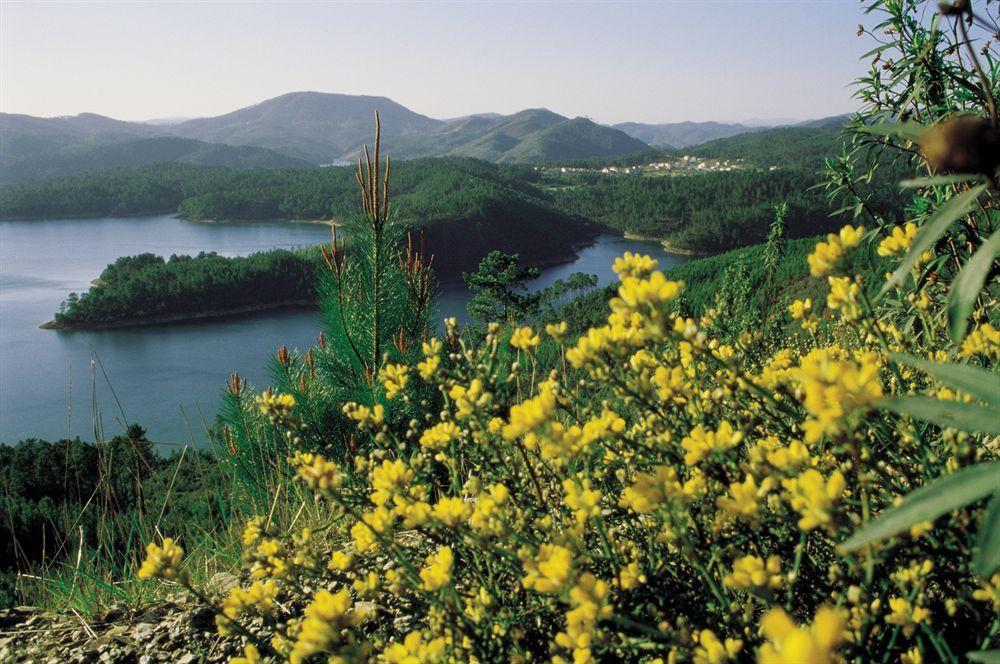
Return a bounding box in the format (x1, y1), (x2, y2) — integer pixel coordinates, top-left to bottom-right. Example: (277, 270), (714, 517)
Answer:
(881, 396), (1000, 434)
(890, 353), (1000, 407)
(974, 494), (1000, 578)
(948, 228), (1000, 343)
(840, 462), (1000, 552)
(879, 185), (987, 298)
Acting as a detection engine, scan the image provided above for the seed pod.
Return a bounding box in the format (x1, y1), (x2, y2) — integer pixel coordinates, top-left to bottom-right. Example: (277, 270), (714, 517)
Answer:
(920, 115), (1000, 175)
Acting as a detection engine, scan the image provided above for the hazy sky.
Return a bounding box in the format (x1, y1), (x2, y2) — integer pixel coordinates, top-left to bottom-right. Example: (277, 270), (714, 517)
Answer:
(1, 1), (869, 124)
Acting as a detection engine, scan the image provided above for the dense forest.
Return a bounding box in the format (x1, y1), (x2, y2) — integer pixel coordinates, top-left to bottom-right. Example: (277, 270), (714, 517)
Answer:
(0, 139), (879, 255)
(50, 249), (319, 327)
(0, 427), (231, 608)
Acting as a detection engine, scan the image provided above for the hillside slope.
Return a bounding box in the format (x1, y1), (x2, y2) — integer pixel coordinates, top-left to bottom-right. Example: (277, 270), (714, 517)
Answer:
(0, 136), (310, 184)
(613, 120), (764, 148)
(170, 92), (442, 163)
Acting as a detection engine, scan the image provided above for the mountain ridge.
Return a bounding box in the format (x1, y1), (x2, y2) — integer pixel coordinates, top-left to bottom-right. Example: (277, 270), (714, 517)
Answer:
(1, 92), (840, 183)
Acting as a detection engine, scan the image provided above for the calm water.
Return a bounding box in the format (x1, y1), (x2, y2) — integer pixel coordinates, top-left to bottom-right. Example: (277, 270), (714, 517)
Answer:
(0, 215), (682, 446)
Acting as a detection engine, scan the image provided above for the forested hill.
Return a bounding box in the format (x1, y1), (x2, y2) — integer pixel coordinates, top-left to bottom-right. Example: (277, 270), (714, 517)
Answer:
(0, 143), (906, 256)
(0, 136), (311, 185)
(0, 158), (602, 278)
(686, 115), (853, 169)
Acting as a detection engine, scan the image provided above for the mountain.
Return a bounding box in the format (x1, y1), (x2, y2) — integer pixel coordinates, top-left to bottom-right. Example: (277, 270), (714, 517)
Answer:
(687, 122), (846, 169)
(0, 136), (311, 184)
(0, 112), (161, 163)
(612, 121), (765, 149)
(169, 92), (443, 163)
(2, 92), (844, 181)
(391, 109), (647, 162)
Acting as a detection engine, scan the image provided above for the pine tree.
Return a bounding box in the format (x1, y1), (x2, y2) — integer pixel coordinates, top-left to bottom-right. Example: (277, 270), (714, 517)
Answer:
(216, 114), (436, 502)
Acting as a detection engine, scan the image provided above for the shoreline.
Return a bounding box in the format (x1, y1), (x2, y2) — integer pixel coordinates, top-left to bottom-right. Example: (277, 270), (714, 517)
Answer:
(622, 231), (703, 257)
(40, 300), (317, 331)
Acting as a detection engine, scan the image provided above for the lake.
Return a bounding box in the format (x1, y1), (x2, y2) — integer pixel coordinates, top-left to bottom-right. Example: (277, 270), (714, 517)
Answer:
(0, 215), (684, 447)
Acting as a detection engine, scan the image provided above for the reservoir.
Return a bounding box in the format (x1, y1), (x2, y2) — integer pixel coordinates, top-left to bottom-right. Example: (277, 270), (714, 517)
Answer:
(0, 215), (684, 446)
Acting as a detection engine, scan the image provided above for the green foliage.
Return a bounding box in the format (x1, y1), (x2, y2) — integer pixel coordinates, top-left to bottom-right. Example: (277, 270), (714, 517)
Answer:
(543, 168), (845, 251)
(462, 251), (541, 323)
(0, 427), (233, 610)
(215, 117), (438, 499)
(53, 249), (318, 327)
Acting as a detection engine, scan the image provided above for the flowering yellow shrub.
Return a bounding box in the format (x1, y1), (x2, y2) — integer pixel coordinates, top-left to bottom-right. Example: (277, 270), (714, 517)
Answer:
(140, 224), (998, 662)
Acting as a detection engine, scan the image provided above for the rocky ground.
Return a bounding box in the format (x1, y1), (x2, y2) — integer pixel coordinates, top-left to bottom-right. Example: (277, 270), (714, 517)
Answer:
(0, 575), (242, 663)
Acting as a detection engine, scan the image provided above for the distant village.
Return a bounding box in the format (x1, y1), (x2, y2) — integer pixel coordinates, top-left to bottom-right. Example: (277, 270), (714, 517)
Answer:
(538, 155), (779, 176)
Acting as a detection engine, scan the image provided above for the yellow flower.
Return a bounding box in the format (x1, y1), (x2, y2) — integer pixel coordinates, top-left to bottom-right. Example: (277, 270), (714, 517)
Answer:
(430, 496), (471, 527)
(420, 546), (454, 591)
(417, 354), (441, 379)
(972, 573), (1000, 611)
(370, 459), (414, 506)
(654, 365), (688, 402)
(757, 606), (844, 664)
(257, 391), (296, 419)
(693, 629), (743, 664)
(797, 347), (882, 443)
(723, 555), (783, 591)
(613, 252), (659, 279)
(470, 483), (510, 535)
(241, 516), (272, 549)
(611, 272), (684, 315)
(826, 276), (861, 320)
(563, 478), (602, 525)
(546, 321), (569, 342)
(620, 466), (685, 513)
(449, 378), (488, 419)
(382, 631), (447, 663)
(681, 420), (743, 466)
(327, 550), (354, 572)
(137, 538), (183, 580)
(503, 382), (558, 441)
(290, 588), (362, 664)
(959, 323), (1000, 359)
(351, 507), (393, 553)
(290, 451), (343, 495)
(230, 644), (261, 664)
(782, 469), (846, 531)
(877, 222), (917, 257)
(510, 326), (541, 351)
(717, 475), (774, 520)
(419, 421), (460, 450)
(522, 544), (574, 594)
(555, 573), (613, 661)
(217, 580), (277, 635)
(345, 402), (385, 428)
(886, 596), (932, 637)
(788, 298), (812, 319)
(423, 338), (442, 356)
(807, 226), (863, 277)
(380, 363), (409, 399)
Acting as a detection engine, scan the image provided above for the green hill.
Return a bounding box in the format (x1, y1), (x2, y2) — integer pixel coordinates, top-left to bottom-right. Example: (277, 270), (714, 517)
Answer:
(170, 91), (443, 163)
(687, 123), (845, 170)
(613, 120), (765, 148)
(0, 136), (311, 184)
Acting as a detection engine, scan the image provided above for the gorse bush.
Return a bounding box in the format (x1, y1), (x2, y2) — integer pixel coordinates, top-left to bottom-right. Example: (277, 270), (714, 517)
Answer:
(138, 1), (998, 662)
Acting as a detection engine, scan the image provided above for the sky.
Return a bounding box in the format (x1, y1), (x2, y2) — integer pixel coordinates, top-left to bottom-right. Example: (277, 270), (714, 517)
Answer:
(1, 1), (871, 125)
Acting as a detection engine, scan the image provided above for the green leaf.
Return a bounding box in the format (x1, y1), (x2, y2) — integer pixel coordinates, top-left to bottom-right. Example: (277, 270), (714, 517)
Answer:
(879, 185), (988, 298)
(890, 353), (1000, 407)
(900, 174), (982, 188)
(948, 229), (1000, 343)
(881, 395), (1000, 434)
(855, 122), (926, 142)
(840, 462), (1000, 552)
(974, 494), (1000, 578)
(967, 650), (1000, 664)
